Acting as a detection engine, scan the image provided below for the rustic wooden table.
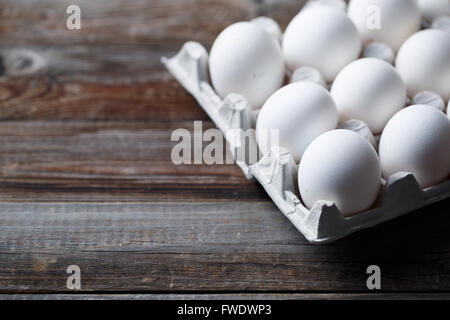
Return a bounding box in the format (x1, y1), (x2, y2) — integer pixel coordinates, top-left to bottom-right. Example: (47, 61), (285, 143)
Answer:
(0, 0), (449, 300)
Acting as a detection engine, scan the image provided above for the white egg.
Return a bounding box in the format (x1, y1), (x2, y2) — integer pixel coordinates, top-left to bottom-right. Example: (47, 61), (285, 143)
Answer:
(418, 0), (450, 21)
(209, 22), (285, 109)
(282, 5), (361, 82)
(396, 29), (450, 102)
(330, 58), (406, 134)
(256, 82), (338, 162)
(304, 0), (348, 12)
(347, 0), (421, 51)
(298, 129), (381, 217)
(379, 105), (450, 189)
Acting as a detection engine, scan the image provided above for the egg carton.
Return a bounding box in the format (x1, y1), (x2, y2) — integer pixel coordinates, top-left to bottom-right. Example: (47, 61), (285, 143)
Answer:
(161, 41), (450, 244)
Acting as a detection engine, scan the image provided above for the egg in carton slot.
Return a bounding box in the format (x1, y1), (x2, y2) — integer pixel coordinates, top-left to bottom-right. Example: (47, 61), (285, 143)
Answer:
(161, 39), (450, 243)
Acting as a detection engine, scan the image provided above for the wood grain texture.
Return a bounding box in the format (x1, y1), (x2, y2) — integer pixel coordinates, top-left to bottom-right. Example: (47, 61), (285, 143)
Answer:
(0, 201), (450, 293)
(2, 293), (450, 300)
(0, 0), (304, 47)
(0, 0), (449, 297)
(0, 121), (266, 202)
(0, 0), (304, 121)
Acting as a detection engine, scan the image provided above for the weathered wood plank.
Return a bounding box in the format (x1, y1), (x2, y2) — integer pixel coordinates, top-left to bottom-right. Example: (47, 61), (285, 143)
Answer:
(0, 77), (208, 120)
(0, 45), (205, 121)
(0, 0), (305, 46)
(0, 0), (304, 120)
(0, 201), (449, 293)
(0, 120), (266, 202)
(2, 293), (450, 300)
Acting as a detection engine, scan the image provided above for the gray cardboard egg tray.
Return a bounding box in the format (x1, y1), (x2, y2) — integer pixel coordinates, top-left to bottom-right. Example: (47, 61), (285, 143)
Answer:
(162, 41), (450, 244)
